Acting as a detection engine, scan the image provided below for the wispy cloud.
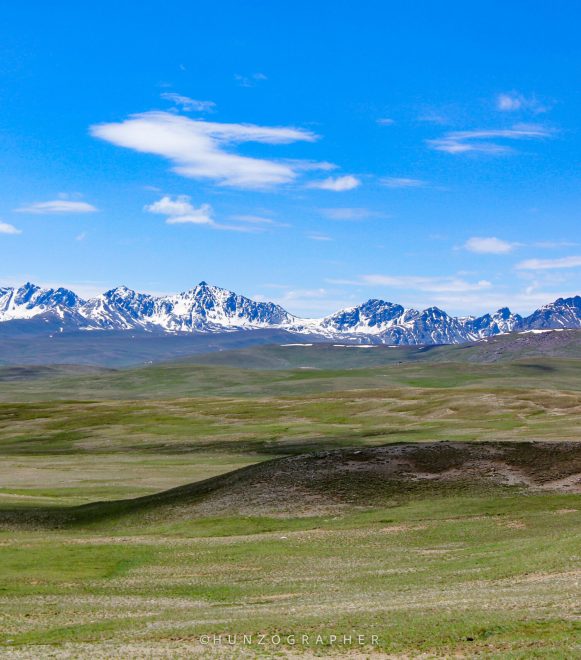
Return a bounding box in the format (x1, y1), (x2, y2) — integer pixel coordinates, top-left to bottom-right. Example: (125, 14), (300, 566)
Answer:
(417, 111), (448, 124)
(306, 232), (333, 241)
(496, 92), (549, 114)
(0, 221), (21, 235)
(229, 214), (290, 228)
(427, 123), (553, 154)
(381, 177), (426, 188)
(464, 236), (515, 254)
(160, 92), (216, 113)
(308, 175), (360, 191)
(235, 72), (267, 88)
(319, 207), (378, 221)
(15, 200), (98, 214)
(91, 111), (319, 189)
(376, 118), (395, 126)
(254, 286), (356, 316)
(329, 274), (492, 293)
(516, 255), (581, 270)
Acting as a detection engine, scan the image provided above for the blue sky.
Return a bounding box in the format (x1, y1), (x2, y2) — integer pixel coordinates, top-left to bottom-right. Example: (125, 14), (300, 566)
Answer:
(0, 1), (580, 317)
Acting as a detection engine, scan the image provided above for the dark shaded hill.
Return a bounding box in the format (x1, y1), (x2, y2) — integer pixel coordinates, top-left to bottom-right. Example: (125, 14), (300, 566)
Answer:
(1, 441), (579, 530)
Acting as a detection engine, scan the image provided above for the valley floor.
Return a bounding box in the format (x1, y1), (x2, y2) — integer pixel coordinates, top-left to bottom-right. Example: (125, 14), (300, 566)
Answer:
(0, 491), (580, 658)
(0, 340), (580, 657)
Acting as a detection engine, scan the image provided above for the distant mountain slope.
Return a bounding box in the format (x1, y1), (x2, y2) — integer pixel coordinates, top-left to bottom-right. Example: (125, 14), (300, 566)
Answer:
(0, 281), (580, 345)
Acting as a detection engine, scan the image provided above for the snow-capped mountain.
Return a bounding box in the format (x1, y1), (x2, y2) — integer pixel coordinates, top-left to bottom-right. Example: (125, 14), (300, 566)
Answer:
(0, 282), (297, 334)
(78, 282), (296, 332)
(0, 282), (579, 345)
(463, 307), (522, 337)
(523, 296), (581, 330)
(315, 300), (470, 344)
(0, 282), (81, 321)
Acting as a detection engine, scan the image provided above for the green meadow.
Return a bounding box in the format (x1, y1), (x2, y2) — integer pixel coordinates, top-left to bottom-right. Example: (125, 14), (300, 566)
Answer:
(0, 338), (579, 657)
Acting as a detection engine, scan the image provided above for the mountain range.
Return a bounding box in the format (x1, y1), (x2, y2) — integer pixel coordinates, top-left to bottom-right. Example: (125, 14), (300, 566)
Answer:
(0, 281), (580, 345)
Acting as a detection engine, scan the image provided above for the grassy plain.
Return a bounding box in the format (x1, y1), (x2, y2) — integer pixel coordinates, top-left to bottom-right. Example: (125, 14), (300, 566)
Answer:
(0, 335), (579, 657)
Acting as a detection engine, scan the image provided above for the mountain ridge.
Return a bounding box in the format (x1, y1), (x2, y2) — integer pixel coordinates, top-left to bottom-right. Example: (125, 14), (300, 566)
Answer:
(0, 281), (580, 345)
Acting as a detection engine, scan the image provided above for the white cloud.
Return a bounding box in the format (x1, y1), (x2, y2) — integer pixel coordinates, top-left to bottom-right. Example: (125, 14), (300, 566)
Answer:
(165, 207), (214, 226)
(235, 72), (268, 88)
(427, 123), (553, 154)
(330, 274), (492, 293)
(497, 93), (524, 112)
(145, 195), (213, 225)
(308, 175), (360, 191)
(320, 207), (376, 221)
(376, 118), (395, 126)
(145, 195), (197, 217)
(145, 195), (284, 233)
(160, 93), (216, 113)
(381, 177), (426, 188)
(417, 111), (448, 124)
(496, 92), (548, 114)
(91, 111), (319, 189)
(464, 236), (515, 254)
(15, 200), (98, 214)
(0, 221), (21, 235)
(307, 232), (333, 241)
(229, 214), (289, 228)
(516, 255), (581, 270)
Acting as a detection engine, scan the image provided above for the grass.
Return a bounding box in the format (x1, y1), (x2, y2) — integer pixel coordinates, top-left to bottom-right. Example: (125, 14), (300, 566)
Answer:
(0, 493), (579, 656)
(0, 383), (578, 460)
(0, 339), (579, 656)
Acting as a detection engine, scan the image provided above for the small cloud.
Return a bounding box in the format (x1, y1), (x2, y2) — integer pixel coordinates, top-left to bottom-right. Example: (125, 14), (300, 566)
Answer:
(145, 195), (214, 225)
(417, 111), (448, 124)
(320, 207), (377, 221)
(427, 124), (553, 155)
(75, 231), (87, 241)
(235, 72), (268, 88)
(464, 236), (515, 254)
(376, 118), (395, 126)
(144, 195), (275, 232)
(496, 92), (549, 114)
(15, 200), (98, 214)
(381, 177), (426, 188)
(0, 221), (21, 235)
(308, 175), (360, 191)
(229, 214), (290, 228)
(160, 93), (216, 113)
(307, 232), (332, 241)
(516, 255), (581, 270)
